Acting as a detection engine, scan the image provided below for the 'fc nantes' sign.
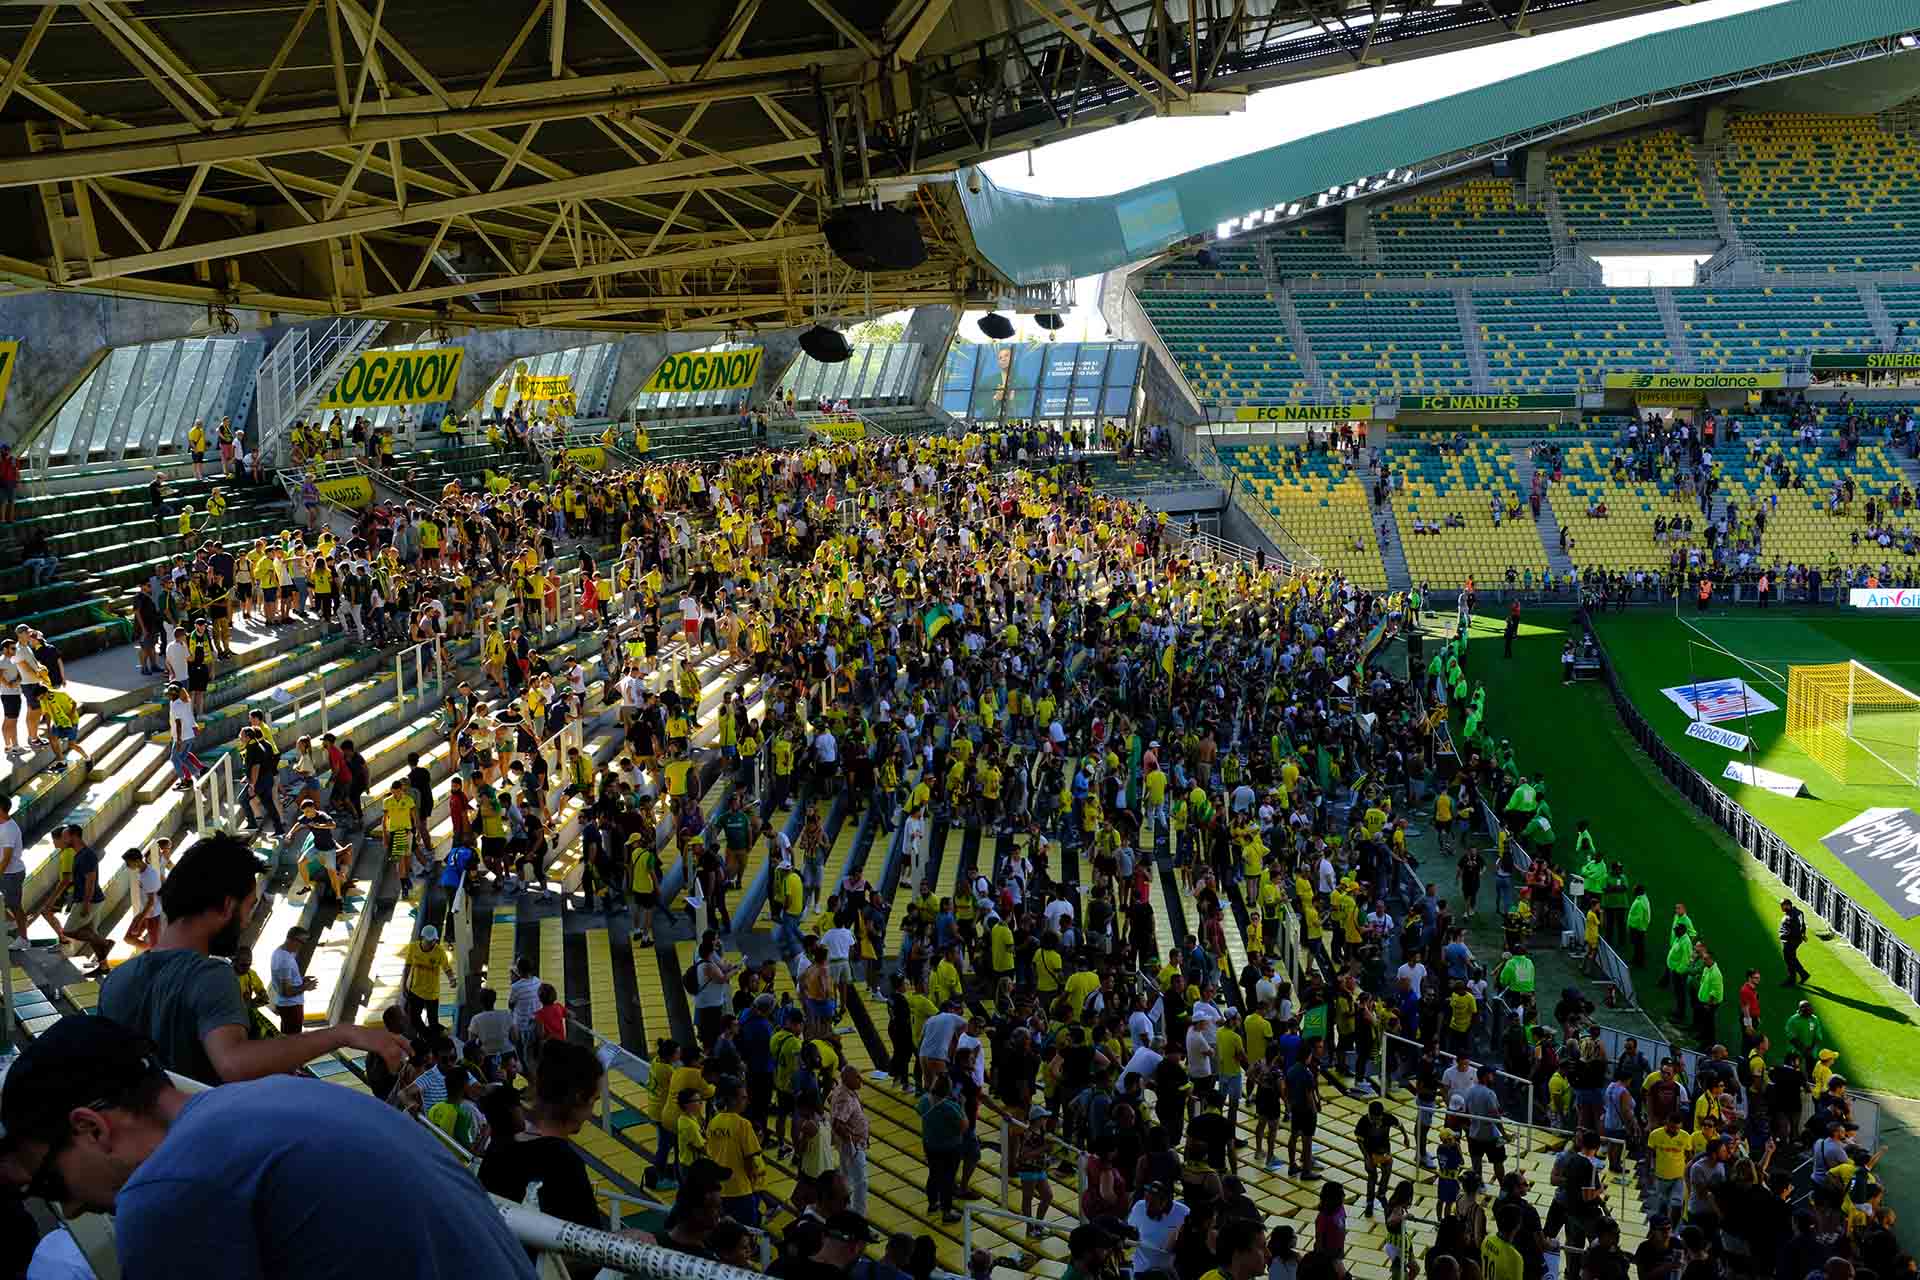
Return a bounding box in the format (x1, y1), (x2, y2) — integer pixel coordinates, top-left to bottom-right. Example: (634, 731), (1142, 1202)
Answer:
(315, 475), (374, 509)
(1602, 371), (1784, 390)
(1401, 393), (1576, 411)
(640, 347), (763, 394)
(1234, 403), (1374, 422)
(317, 347), (465, 410)
(1811, 352), (1920, 371)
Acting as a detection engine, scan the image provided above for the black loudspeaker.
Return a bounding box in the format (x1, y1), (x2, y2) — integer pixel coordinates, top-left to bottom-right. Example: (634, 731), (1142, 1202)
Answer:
(799, 325), (853, 363)
(978, 312), (1014, 340)
(822, 206), (928, 272)
(1196, 248), (1217, 269)
(1035, 312), (1065, 331)
(1492, 152), (1511, 178)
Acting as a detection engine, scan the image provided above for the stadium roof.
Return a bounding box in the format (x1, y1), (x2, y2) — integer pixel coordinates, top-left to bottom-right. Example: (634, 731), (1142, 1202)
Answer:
(955, 0), (1920, 285)
(0, 0), (1712, 332)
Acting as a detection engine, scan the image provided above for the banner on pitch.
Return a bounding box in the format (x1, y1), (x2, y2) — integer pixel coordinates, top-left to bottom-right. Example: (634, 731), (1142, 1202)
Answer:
(1603, 371), (1784, 390)
(1660, 677), (1781, 724)
(1685, 720), (1751, 752)
(1234, 404), (1373, 422)
(639, 347), (763, 394)
(1821, 808), (1920, 917)
(1724, 761), (1808, 799)
(317, 347), (465, 410)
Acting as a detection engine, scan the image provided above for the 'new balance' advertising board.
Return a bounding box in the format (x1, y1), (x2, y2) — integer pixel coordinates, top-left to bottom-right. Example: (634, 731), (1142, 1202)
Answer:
(1234, 404), (1374, 422)
(1821, 808), (1920, 917)
(1850, 588), (1920, 609)
(1603, 372), (1784, 390)
(1660, 678), (1782, 724)
(317, 347), (465, 410)
(640, 347), (763, 394)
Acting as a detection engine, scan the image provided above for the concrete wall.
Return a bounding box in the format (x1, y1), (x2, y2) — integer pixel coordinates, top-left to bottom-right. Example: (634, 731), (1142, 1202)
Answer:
(903, 305), (959, 403)
(0, 293), (281, 447)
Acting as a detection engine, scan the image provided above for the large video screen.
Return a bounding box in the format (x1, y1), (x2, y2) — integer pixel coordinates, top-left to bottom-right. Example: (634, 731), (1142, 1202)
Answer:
(938, 340), (1143, 422)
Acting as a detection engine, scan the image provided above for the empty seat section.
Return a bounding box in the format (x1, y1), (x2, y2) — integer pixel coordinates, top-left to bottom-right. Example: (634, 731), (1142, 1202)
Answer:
(1671, 286), (1878, 370)
(1371, 179), (1554, 278)
(1473, 289), (1673, 392)
(1134, 291), (1310, 401)
(1263, 220), (1366, 284)
(1291, 291), (1471, 398)
(1552, 131), (1717, 241)
(1719, 113), (1920, 274)
(1385, 438), (1551, 587)
(1215, 443), (1388, 587)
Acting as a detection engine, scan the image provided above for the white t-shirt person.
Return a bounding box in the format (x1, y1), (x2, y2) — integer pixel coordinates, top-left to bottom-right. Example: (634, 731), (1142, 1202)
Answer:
(1127, 1196), (1191, 1275)
(168, 697), (197, 745)
(270, 947), (306, 1010)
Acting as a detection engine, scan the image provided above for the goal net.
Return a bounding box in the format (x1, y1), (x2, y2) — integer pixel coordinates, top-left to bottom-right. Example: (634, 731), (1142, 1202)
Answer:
(1787, 661), (1920, 787)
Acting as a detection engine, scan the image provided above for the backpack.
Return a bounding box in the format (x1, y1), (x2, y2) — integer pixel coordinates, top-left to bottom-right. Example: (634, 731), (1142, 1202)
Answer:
(683, 960), (703, 995)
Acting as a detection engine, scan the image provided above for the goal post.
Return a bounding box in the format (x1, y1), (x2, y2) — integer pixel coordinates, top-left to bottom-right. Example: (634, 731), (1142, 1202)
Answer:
(1788, 660), (1920, 787)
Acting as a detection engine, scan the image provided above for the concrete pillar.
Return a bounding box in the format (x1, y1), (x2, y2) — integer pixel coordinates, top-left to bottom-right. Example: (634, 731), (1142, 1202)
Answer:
(1344, 203), (1369, 257)
(902, 304), (958, 403)
(1702, 104), (1729, 145)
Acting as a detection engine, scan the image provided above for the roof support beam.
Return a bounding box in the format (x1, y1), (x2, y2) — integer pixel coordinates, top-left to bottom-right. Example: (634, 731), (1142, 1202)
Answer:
(83, 2), (225, 117)
(1016, 0), (1161, 107)
(359, 230), (826, 310)
(578, 0), (676, 79)
(1044, 0), (1189, 101)
(0, 4), (56, 117)
(236, 0), (321, 127)
(72, 139), (820, 282)
(887, 0), (955, 62)
(77, 3), (210, 128)
(802, 0), (882, 59)
(0, 72), (810, 188)
(549, 0), (568, 78)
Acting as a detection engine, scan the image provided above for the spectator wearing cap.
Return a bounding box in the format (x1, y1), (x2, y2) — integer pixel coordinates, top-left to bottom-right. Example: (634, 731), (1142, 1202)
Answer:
(400, 924), (456, 1038)
(98, 834), (407, 1085)
(769, 1209), (878, 1280)
(0, 1015), (534, 1278)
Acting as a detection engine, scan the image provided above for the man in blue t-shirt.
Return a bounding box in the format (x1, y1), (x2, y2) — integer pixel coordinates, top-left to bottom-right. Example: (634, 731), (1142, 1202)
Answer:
(0, 1016), (536, 1280)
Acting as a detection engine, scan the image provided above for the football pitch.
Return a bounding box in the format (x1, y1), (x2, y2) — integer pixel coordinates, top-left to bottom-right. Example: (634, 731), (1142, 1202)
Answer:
(1459, 606), (1920, 1094)
(1595, 606), (1920, 955)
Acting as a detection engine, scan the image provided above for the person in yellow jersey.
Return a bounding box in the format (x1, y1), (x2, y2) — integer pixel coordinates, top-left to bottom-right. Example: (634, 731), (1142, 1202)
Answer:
(705, 1077), (777, 1228)
(187, 418), (209, 479)
(374, 777), (422, 896)
(673, 1087), (707, 1174)
(399, 924), (455, 1038)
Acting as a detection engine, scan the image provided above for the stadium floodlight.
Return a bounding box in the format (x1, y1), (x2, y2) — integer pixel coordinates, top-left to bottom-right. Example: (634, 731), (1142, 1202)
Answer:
(1901, 34), (1918, 48)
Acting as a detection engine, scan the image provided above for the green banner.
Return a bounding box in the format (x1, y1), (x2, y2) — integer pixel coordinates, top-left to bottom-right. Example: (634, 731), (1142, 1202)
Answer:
(1400, 393), (1576, 412)
(1810, 352), (1920, 372)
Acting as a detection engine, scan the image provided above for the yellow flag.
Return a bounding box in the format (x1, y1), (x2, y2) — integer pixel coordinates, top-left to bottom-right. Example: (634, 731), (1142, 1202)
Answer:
(1161, 643), (1175, 677)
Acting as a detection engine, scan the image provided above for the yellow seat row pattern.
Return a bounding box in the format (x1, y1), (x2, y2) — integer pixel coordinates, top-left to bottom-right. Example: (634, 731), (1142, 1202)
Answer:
(1720, 113), (1920, 274)
(1384, 441), (1551, 586)
(1218, 442), (1389, 588)
(1551, 131), (1717, 240)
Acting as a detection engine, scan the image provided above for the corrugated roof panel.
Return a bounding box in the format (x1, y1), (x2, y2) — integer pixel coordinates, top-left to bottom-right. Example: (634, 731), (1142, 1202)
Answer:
(957, 0), (1920, 283)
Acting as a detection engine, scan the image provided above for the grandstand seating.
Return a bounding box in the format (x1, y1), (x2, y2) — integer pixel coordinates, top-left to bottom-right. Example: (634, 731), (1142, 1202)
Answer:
(1672, 286), (1880, 370)
(1291, 291), (1472, 398)
(1371, 179), (1555, 278)
(1474, 288), (1674, 392)
(1719, 113), (1920, 274)
(1384, 439), (1553, 587)
(1875, 283), (1920, 335)
(6, 471), (285, 657)
(1085, 453), (1206, 495)
(1547, 439), (1718, 572)
(1157, 238), (1267, 282)
(1551, 130), (1718, 241)
(1214, 442), (1389, 587)
(1133, 291), (1311, 401)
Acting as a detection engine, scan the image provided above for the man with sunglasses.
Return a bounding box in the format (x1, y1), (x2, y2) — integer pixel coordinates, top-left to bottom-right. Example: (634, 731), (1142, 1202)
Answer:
(0, 1015), (536, 1279)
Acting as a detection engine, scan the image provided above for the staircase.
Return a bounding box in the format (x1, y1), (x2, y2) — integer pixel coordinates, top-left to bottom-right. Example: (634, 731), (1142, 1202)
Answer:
(254, 317), (389, 463)
(1693, 145), (1748, 260)
(1860, 281), (1898, 349)
(1540, 182), (1576, 262)
(1652, 288), (1696, 369)
(1277, 285), (1322, 384)
(1453, 286), (1492, 392)
(1512, 446), (1576, 577)
(1373, 493), (1414, 591)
